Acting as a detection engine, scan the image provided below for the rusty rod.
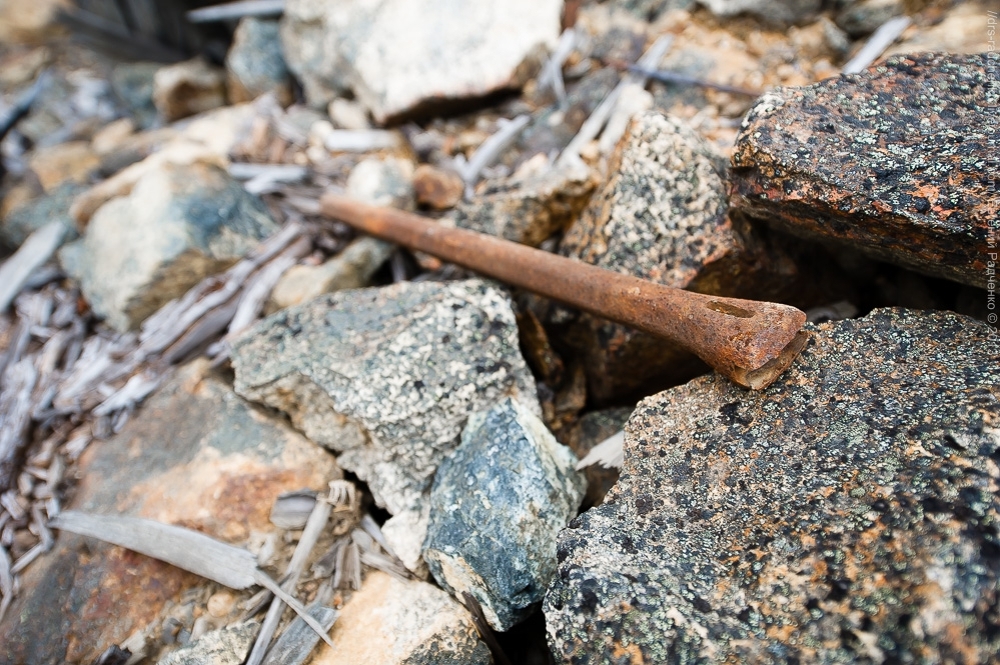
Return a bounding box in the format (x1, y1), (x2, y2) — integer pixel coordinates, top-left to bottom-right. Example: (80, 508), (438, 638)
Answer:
(319, 194), (808, 390)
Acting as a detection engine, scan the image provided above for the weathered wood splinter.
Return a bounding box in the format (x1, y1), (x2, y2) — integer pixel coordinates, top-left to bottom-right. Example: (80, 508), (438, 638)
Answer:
(319, 194), (809, 390)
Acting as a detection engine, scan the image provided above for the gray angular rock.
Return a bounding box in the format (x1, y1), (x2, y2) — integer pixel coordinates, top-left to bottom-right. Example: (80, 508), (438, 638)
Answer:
(545, 308), (1000, 664)
(226, 17), (293, 105)
(158, 621), (259, 665)
(59, 161), (278, 331)
(449, 161), (596, 247)
(1, 181), (82, 248)
(232, 279), (539, 516)
(111, 61), (160, 129)
(424, 397), (585, 631)
(554, 111), (832, 404)
(280, 0), (562, 122)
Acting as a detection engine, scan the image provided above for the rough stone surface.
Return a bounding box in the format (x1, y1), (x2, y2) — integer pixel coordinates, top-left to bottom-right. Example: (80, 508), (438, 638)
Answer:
(414, 164), (464, 210)
(27, 141), (99, 191)
(280, 0), (561, 122)
(554, 111), (828, 404)
(268, 237), (394, 311)
(0, 361), (341, 665)
(424, 398), (585, 631)
(232, 279), (539, 516)
(226, 17), (292, 106)
(545, 308), (1000, 664)
(695, 0), (822, 25)
(450, 161), (596, 247)
(346, 156), (415, 209)
(310, 571), (491, 665)
(1, 181), (83, 248)
(158, 621), (259, 665)
(153, 58), (227, 122)
(60, 161), (278, 331)
(731, 53), (993, 289)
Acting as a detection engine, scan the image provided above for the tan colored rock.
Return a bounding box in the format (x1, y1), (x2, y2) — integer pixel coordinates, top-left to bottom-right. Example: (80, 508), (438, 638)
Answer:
(311, 571), (491, 665)
(268, 237), (393, 311)
(153, 58), (227, 123)
(91, 118), (136, 156)
(0, 0), (66, 43)
(0, 360), (341, 664)
(413, 164), (464, 210)
(27, 141), (99, 191)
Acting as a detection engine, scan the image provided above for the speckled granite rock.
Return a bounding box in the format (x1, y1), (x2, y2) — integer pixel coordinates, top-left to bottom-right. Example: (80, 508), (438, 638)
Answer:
(554, 111), (827, 404)
(0, 360), (341, 665)
(545, 308), (1000, 664)
(424, 398), (585, 630)
(59, 161), (278, 331)
(280, 0), (561, 122)
(310, 571), (491, 665)
(450, 161), (596, 247)
(732, 53), (992, 289)
(226, 17), (292, 106)
(232, 279), (539, 517)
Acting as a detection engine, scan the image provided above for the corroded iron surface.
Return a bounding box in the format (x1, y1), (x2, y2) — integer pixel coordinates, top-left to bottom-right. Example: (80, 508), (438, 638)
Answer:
(320, 194), (808, 390)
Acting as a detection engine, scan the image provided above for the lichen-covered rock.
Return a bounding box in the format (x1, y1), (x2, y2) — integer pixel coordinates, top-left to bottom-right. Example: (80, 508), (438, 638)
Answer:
(554, 111), (827, 404)
(310, 571), (491, 665)
(731, 53), (992, 289)
(59, 161), (278, 331)
(280, 0), (561, 122)
(545, 308), (1000, 664)
(424, 398), (585, 631)
(450, 161), (596, 247)
(0, 360), (341, 665)
(232, 279), (539, 516)
(225, 17), (292, 105)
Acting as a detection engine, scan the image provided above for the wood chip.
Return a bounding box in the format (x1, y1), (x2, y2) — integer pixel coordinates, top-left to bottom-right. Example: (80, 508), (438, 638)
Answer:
(0, 221), (66, 313)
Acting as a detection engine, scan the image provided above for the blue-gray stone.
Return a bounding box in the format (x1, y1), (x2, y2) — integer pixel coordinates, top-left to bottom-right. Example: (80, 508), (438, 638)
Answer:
(423, 397), (585, 631)
(1, 181), (82, 249)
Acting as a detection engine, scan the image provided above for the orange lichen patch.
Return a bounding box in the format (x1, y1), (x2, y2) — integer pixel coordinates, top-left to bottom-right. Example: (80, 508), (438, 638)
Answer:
(610, 642), (647, 664)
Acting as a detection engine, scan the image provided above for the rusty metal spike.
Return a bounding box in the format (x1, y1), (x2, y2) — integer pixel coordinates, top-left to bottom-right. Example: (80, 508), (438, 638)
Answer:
(319, 193), (808, 390)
